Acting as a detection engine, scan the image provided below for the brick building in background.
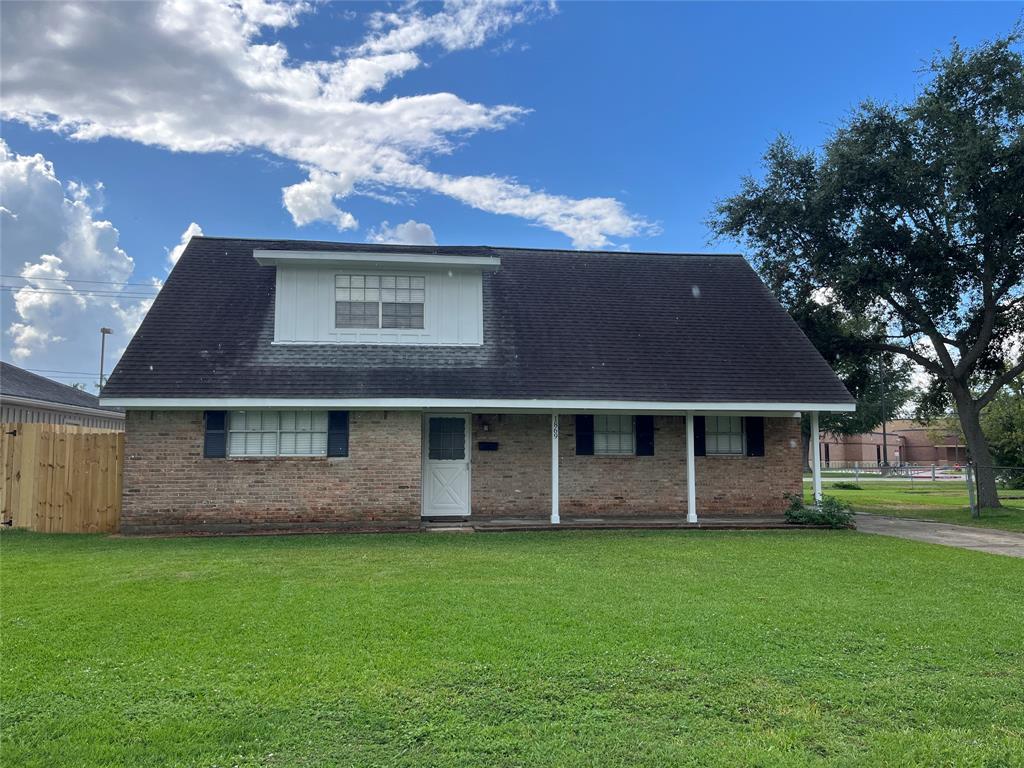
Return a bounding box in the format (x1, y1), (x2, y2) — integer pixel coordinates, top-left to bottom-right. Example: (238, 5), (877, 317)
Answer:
(816, 418), (967, 467)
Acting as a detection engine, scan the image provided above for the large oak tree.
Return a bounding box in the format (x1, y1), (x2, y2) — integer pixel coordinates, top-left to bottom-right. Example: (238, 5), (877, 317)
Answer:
(710, 31), (1024, 507)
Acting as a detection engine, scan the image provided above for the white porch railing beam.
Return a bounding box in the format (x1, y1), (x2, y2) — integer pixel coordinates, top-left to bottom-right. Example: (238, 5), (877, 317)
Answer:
(810, 410), (823, 504)
(551, 412), (560, 525)
(685, 414), (697, 524)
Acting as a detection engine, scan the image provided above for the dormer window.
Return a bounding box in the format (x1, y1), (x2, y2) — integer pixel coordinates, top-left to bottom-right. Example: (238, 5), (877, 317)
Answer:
(335, 274), (425, 330)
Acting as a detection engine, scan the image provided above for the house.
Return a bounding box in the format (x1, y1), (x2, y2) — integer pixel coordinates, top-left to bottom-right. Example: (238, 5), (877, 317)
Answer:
(1, 362), (124, 430)
(817, 418), (966, 467)
(100, 237), (854, 534)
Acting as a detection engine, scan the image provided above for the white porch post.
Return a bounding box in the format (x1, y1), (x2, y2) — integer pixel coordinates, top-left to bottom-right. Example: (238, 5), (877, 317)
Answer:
(685, 413), (697, 523)
(810, 410), (823, 504)
(551, 412), (560, 525)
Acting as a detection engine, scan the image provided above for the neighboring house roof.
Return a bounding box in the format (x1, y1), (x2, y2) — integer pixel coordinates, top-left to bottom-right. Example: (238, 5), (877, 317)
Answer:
(101, 236), (854, 407)
(0, 361), (124, 416)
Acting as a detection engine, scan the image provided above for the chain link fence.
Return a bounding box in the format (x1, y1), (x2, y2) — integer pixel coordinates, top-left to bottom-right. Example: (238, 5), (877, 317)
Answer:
(813, 461), (967, 481)
(965, 464), (1024, 518)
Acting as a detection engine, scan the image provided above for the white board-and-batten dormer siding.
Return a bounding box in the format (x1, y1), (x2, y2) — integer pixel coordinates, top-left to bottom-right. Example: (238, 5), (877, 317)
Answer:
(272, 265), (484, 345)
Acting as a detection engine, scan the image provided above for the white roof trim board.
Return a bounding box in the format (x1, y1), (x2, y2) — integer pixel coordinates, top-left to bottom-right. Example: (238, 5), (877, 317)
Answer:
(253, 250), (502, 269)
(4, 393), (126, 420)
(100, 397), (855, 413)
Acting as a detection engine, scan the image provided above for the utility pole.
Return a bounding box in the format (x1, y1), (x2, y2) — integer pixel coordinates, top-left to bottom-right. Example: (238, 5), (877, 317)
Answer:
(98, 327), (112, 391)
(879, 356), (889, 469)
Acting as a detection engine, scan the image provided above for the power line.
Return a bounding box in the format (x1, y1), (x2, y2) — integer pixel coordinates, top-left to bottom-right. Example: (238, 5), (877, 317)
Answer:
(24, 368), (100, 376)
(20, 372), (97, 381)
(0, 273), (162, 288)
(0, 283), (159, 293)
(0, 286), (158, 299)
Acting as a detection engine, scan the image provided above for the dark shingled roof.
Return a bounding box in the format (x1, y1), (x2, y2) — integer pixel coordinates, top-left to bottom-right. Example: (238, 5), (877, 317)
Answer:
(102, 236), (853, 405)
(1, 361), (123, 412)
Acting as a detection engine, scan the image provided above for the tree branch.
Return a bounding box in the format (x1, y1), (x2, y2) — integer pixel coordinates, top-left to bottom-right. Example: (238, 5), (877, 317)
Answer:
(976, 358), (1024, 410)
(955, 257), (996, 378)
(868, 341), (944, 376)
(878, 289), (957, 373)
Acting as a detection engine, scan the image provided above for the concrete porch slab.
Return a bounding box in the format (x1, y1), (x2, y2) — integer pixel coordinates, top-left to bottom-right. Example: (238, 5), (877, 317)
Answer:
(421, 516), (817, 532)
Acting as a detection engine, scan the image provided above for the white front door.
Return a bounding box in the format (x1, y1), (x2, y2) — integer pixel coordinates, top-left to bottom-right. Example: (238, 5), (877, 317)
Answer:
(422, 415), (471, 517)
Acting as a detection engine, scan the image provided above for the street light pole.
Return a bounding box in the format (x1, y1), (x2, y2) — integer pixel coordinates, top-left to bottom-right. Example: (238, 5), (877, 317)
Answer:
(879, 356), (889, 468)
(98, 327), (112, 391)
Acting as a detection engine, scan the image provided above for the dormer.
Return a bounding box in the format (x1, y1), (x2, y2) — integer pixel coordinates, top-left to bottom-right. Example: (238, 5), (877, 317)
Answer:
(255, 248), (500, 346)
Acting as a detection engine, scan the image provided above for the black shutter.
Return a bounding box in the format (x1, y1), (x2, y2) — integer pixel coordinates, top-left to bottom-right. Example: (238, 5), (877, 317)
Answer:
(745, 416), (765, 457)
(327, 411), (349, 457)
(575, 415), (594, 455)
(635, 415), (655, 456)
(203, 410), (227, 458)
(693, 416), (706, 457)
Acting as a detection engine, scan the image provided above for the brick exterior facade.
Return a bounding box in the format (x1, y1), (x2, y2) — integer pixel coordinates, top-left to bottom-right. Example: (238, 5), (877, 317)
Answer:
(122, 411), (802, 533)
(121, 410), (422, 534)
(472, 415), (802, 518)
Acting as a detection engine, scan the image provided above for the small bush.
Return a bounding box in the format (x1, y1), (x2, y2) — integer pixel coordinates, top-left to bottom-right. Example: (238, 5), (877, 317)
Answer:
(784, 494), (855, 528)
(831, 481), (863, 490)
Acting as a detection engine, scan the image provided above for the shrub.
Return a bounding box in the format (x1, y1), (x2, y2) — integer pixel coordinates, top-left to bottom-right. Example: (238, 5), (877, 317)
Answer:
(784, 494), (855, 528)
(831, 481), (862, 490)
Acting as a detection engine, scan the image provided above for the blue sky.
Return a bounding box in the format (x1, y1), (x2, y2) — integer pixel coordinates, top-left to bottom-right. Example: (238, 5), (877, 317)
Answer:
(0, 1), (1020, 388)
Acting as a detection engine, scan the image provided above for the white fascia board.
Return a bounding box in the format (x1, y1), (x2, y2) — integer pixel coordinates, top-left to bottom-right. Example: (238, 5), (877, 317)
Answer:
(253, 250), (501, 270)
(2, 394), (125, 420)
(99, 397), (856, 414)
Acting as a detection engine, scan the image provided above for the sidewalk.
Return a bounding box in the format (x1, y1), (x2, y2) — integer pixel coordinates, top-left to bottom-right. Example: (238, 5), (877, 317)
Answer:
(855, 514), (1024, 558)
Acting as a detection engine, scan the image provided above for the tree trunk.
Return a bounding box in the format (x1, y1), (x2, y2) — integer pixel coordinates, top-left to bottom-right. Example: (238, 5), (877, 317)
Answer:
(952, 388), (1001, 509)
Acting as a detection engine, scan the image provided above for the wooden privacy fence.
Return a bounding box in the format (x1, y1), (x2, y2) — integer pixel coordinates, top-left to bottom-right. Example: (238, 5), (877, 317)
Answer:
(1, 423), (123, 533)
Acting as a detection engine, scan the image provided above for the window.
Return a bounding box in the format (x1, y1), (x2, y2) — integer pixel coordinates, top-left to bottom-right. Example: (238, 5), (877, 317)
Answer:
(228, 411), (328, 457)
(706, 415), (743, 455)
(594, 414), (635, 455)
(428, 417), (465, 460)
(335, 274), (425, 330)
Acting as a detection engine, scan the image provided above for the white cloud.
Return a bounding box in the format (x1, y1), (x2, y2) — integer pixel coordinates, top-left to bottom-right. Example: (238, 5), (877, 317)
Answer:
(0, 139), (157, 388)
(358, 0), (552, 56)
(0, 0), (655, 249)
(281, 172), (358, 230)
(367, 219), (437, 246)
(167, 222), (204, 266)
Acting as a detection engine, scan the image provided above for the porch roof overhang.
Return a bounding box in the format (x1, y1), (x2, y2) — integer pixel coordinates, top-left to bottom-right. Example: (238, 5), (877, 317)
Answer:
(99, 396), (856, 415)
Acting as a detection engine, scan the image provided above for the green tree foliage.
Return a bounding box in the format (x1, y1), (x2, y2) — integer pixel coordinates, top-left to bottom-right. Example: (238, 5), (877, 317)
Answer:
(981, 381), (1024, 486)
(710, 30), (1024, 506)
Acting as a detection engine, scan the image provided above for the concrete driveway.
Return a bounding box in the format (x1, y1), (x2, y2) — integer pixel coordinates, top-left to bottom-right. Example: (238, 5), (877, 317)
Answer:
(855, 514), (1024, 558)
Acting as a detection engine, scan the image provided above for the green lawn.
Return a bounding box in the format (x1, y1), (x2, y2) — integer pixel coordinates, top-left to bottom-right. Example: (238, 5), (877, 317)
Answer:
(806, 479), (1024, 531)
(2, 530), (1023, 767)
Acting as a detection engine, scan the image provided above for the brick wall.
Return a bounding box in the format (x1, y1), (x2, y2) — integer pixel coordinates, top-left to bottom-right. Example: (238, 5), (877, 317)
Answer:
(696, 417), (803, 514)
(121, 410), (421, 534)
(123, 410), (802, 533)
(817, 430), (904, 465)
(472, 414), (802, 518)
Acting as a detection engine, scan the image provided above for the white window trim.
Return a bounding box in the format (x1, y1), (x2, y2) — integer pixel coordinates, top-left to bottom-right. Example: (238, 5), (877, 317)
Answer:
(227, 410), (329, 458)
(333, 272), (426, 331)
(705, 415), (745, 456)
(594, 414), (635, 456)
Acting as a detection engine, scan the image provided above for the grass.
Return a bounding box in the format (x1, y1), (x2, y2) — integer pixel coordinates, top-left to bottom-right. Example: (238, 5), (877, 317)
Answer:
(805, 479), (1024, 531)
(2, 530), (1023, 767)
